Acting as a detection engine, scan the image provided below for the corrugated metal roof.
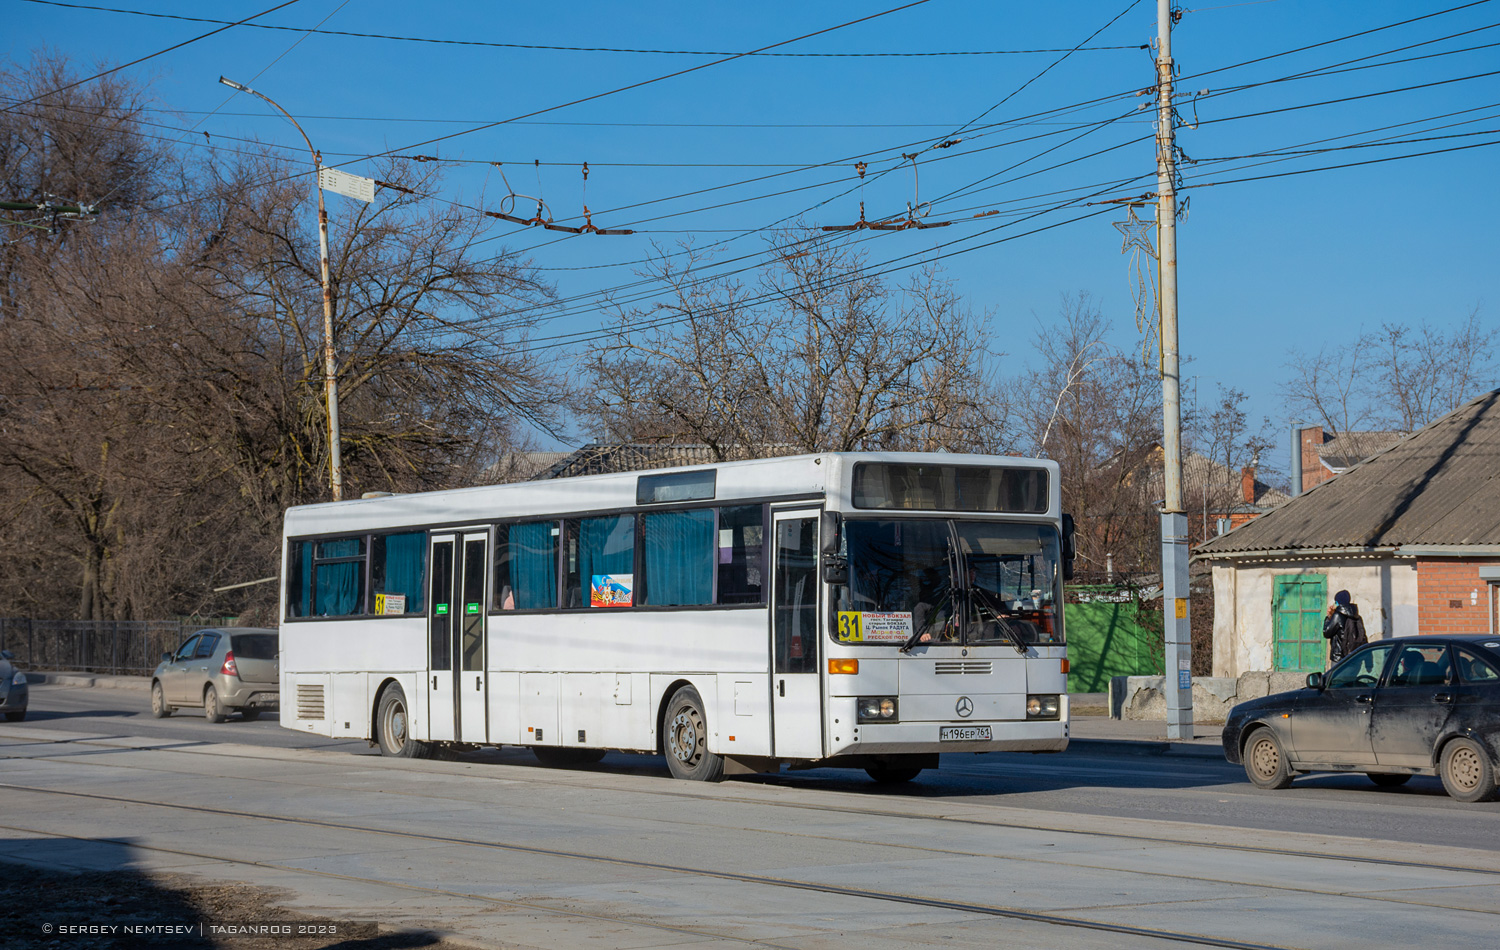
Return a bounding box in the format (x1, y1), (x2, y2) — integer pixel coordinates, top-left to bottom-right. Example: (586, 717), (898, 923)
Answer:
(1196, 389), (1500, 557)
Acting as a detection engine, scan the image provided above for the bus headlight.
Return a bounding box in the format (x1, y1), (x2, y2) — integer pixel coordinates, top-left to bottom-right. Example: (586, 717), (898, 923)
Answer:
(1026, 694), (1060, 719)
(857, 697), (899, 723)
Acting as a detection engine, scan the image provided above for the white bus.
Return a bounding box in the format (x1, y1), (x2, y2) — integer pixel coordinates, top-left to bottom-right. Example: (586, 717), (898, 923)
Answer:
(279, 452), (1075, 783)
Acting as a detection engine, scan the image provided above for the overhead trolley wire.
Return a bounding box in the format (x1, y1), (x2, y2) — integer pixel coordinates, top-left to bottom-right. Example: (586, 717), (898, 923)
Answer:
(1176, 0), (1497, 85)
(327, 0), (940, 167)
(20, 0), (1145, 56)
(1, 0), (303, 114)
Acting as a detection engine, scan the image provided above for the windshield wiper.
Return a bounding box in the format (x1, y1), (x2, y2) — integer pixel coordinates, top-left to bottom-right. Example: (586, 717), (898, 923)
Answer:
(970, 585), (1030, 655)
(899, 594), (950, 653)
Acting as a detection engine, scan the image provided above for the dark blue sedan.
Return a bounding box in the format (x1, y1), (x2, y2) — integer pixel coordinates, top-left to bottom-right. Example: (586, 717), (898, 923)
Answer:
(1223, 635), (1500, 803)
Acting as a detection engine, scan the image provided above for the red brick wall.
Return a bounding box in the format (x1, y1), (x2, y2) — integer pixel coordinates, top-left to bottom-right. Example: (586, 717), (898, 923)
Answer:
(1300, 427), (1330, 492)
(1416, 559), (1500, 634)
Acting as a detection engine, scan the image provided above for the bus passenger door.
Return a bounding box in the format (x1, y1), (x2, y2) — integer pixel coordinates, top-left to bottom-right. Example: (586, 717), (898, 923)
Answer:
(456, 532), (489, 743)
(771, 508), (823, 759)
(427, 535), (457, 742)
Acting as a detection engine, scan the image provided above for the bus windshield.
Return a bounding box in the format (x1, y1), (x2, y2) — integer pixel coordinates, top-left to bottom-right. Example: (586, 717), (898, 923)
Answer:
(839, 519), (1062, 648)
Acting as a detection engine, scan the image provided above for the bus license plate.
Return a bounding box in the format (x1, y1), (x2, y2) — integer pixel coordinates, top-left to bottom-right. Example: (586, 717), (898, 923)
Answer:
(940, 725), (991, 742)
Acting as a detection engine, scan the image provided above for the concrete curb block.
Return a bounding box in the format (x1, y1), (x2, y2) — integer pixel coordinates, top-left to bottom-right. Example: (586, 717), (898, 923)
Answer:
(24, 672), (151, 691)
(1067, 737), (1225, 759)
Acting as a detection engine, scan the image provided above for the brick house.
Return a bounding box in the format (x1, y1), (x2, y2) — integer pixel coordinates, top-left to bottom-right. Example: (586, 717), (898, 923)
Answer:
(1195, 390), (1500, 677)
(1294, 425), (1406, 492)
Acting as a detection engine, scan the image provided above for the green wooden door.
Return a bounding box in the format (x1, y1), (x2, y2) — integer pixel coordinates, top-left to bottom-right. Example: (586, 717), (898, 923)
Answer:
(1272, 574), (1327, 671)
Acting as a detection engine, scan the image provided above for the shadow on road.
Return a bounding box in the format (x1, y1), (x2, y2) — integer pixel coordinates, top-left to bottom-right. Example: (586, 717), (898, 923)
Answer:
(0, 839), (452, 949)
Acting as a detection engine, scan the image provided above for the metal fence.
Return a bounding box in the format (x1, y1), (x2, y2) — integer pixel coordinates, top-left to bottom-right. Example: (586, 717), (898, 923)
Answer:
(0, 619), (220, 675)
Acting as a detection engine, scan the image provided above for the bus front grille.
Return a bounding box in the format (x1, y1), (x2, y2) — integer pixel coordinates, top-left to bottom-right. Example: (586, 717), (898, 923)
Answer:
(296, 684), (326, 720)
(934, 661), (993, 675)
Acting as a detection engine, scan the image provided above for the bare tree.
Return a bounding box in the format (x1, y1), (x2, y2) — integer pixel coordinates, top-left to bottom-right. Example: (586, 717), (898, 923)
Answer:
(0, 55), (565, 621)
(1282, 309), (1498, 450)
(1014, 293), (1162, 576)
(583, 235), (1007, 457)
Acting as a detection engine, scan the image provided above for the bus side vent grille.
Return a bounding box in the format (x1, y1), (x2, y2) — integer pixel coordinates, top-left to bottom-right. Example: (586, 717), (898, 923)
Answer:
(934, 661), (993, 675)
(297, 684), (326, 720)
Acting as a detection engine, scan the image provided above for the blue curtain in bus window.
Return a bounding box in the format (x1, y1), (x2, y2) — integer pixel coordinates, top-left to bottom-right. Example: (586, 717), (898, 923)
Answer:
(377, 532), (426, 614)
(579, 515), (635, 607)
(510, 521), (558, 609)
(644, 509), (714, 606)
(314, 561), (364, 616)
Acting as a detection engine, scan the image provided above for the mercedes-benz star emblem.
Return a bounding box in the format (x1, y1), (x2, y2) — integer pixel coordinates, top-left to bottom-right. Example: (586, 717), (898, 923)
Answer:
(955, 697), (974, 718)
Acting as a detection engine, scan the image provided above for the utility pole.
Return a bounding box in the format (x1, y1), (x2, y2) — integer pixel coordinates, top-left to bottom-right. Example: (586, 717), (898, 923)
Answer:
(219, 76), (344, 501)
(1156, 0), (1192, 740)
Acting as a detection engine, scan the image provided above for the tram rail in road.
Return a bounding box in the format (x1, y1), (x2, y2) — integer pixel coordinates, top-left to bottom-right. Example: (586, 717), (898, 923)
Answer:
(3, 724), (1499, 950)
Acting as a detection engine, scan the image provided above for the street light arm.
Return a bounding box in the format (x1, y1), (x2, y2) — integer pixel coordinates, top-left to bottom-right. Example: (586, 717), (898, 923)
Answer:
(218, 76), (318, 164)
(216, 75), (343, 502)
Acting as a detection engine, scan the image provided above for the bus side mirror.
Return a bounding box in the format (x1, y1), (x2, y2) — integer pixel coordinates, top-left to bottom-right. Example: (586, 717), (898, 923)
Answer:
(820, 510), (841, 556)
(1061, 513), (1077, 581)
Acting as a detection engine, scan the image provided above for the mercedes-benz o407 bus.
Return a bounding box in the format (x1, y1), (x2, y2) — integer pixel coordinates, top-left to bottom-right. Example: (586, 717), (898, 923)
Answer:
(278, 452), (1075, 783)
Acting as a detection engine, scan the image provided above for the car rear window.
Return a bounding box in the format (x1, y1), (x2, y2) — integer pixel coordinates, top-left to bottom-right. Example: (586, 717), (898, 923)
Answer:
(231, 634), (278, 660)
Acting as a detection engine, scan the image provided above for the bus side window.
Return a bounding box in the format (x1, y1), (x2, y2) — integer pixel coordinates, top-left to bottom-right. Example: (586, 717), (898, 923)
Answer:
(642, 509), (714, 606)
(286, 540), (313, 618)
(371, 532), (426, 615)
(564, 515), (635, 609)
(495, 521), (559, 610)
(717, 505), (765, 605)
(312, 537), (366, 617)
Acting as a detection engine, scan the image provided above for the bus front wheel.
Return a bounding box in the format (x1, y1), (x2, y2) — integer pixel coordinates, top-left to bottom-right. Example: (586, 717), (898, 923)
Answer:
(377, 684), (433, 759)
(664, 686), (724, 782)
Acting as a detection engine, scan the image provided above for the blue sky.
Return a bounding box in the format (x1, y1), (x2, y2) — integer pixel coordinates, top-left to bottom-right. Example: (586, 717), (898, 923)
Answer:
(7, 1), (1498, 466)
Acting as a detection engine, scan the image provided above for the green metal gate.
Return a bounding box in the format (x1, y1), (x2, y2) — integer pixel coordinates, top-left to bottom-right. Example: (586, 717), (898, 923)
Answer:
(1272, 574), (1327, 671)
(1064, 588), (1163, 693)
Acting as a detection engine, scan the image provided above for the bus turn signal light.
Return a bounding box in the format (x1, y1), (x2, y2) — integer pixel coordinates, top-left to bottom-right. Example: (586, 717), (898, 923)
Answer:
(828, 658), (859, 675)
(1060, 658), (1070, 674)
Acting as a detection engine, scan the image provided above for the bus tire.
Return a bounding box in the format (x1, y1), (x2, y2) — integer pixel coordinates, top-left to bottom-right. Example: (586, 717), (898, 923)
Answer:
(532, 747), (607, 768)
(866, 766), (923, 785)
(664, 685), (724, 782)
(376, 684), (432, 759)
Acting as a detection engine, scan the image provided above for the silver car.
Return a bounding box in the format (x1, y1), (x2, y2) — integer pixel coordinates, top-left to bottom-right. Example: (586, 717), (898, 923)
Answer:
(0, 649), (27, 722)
(151, 629), (279, 722)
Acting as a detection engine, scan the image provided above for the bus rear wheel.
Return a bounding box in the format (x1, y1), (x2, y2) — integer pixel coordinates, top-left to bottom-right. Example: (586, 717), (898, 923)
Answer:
(376, 684), (432, 759)
(664, 686), (724, 782)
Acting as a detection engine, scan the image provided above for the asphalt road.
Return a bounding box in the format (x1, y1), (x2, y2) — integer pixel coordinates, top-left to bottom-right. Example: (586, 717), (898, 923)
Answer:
(12, 683), (1500, 851)
(6, 684), (1500, 949)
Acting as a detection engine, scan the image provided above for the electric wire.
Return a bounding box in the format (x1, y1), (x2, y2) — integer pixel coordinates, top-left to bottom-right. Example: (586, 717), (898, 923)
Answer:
(0, 0), (304, 114)
(19, 0), (1146, 57)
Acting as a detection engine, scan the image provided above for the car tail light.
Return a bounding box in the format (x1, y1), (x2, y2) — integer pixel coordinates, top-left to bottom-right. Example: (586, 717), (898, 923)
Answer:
(221, 651), (238, 677)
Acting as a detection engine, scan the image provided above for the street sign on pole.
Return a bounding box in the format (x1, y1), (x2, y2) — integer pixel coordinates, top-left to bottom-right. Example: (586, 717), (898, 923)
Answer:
(318, 167), (375, 203)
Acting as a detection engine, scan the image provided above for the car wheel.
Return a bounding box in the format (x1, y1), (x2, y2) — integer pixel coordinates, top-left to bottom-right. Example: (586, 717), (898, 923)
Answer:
(203, 686), (227, 723)
(1440, 737), (1499, 803)
(150, 681), (172, 718)
(663, 685), (724, 782)
(1367, 772), (1412, 788)
(1243, 726), (1293, 790)
(240, 709), (261, 721)
(376, 684), (432, 759)
(532, 747), (607, 768)
(3, 710), (24, 722)
(865, 766), (923, 785)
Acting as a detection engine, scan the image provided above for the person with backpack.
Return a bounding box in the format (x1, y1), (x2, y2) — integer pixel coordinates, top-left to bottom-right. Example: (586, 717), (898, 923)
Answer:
(1323, 589), (1368, 664)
